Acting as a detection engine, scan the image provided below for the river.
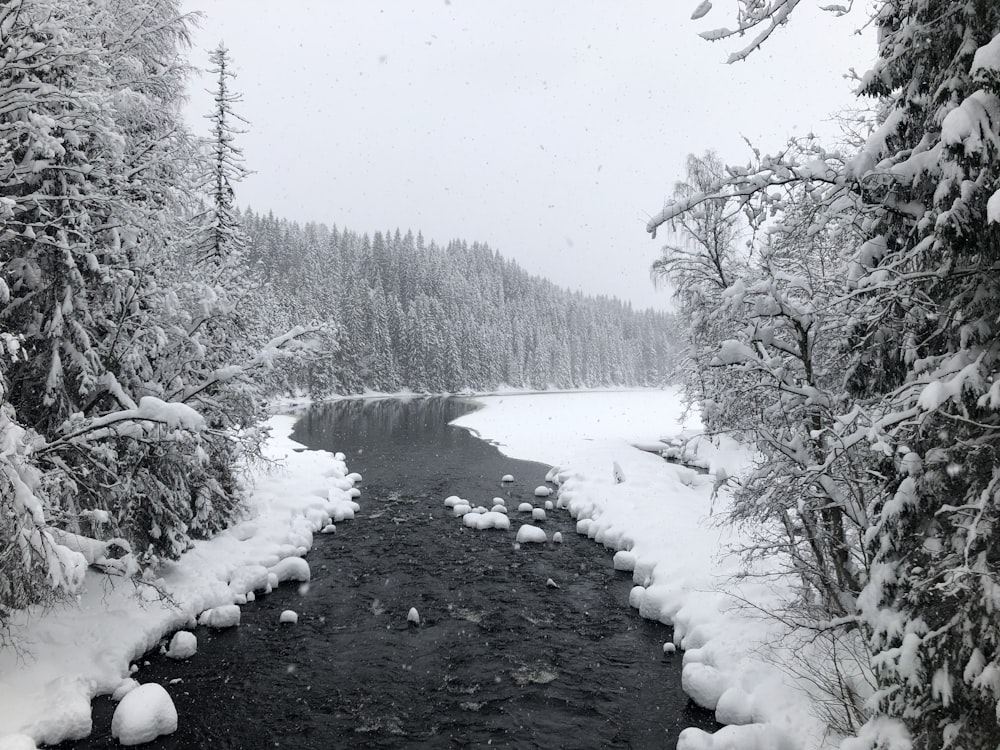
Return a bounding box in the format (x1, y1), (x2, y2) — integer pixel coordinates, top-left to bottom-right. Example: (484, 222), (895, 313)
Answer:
(61, 396), (718, 749)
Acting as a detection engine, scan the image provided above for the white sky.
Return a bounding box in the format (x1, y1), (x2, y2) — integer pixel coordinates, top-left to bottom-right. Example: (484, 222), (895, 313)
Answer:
(182, 2), (873, 310)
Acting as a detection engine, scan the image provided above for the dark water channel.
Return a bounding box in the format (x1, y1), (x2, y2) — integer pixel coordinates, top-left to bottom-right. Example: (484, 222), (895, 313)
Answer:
(65, 396), (719, 749)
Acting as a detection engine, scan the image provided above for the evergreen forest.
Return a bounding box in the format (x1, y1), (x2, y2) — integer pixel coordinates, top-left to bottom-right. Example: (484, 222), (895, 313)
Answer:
(241, 211), (678, 395)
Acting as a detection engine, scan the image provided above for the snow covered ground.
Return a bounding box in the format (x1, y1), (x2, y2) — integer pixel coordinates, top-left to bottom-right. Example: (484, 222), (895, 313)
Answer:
(0, 415), (355, 748)
(453, 389), (847, 750)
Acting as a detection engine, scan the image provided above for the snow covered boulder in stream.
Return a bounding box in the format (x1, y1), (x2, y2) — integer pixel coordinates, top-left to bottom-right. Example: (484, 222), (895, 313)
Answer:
(501, 474), (514, 483)
(533, 486), (552, 497)
(463, 511), (511, 530)
(279, 610), (298, 624)
(164, 631), (196, 660)
(197, 604), (240, 628)
(269, 556), (310, 583)
(111, 683), (178, 746)
(516, 525), (547, 544)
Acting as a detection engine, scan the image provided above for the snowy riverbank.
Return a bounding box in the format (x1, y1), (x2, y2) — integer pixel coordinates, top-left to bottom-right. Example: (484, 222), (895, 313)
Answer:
(453, 389), (847, 750)
(0, 415), (356, 747)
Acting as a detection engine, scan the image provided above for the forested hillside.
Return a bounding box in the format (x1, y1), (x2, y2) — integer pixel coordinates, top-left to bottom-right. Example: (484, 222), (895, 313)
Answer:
(241, 211), (678, 394)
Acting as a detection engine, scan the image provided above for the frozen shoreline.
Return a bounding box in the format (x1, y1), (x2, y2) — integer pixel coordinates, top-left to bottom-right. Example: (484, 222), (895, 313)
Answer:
(452, 389), (842, 750)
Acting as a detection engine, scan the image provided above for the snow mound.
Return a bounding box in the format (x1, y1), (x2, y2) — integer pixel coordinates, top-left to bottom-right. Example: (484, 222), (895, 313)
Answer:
(677, 723), (796, 750)
(613, 551), (637, 572)
(682, 662), (727, 710)
(463, 511), (511, 530)
(329, 497), (358, 522)
(164, 631), (196, 660)
(515, 525), (547, 544)
(0, 735), (36, 750)
(197, 605), (240, 629)
(111, 683), (177, 746)
(501, 474), (514, 482)
(279, 610), (298, 624)
(269, 556), (310, 583)
(517, 502), (534, 513)
(533, 486), (552, 497)
(112, 678), (140, 701)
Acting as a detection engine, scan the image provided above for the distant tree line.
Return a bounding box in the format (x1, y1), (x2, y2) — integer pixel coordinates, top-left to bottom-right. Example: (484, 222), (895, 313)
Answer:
(240, 211), (680, 395)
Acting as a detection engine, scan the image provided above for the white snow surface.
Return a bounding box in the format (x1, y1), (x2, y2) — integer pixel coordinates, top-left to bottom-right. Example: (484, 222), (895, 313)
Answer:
(452, 389), (845, 750)
(110, 683), (177, 746)
(164, 631), (196, 660)
(0, 415), (357, 746)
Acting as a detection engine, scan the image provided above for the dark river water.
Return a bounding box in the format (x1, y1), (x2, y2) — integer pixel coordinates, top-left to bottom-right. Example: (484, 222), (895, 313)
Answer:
(62, 396), (718, 749)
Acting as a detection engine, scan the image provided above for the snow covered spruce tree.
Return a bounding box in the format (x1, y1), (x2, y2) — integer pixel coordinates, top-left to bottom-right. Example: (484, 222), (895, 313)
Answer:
(649, 1), (1000, 745)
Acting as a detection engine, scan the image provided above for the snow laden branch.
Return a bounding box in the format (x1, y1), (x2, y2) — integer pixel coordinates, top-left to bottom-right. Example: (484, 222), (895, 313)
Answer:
(691, 0), (856, 64)
(646, 141), (857, 240)
(173, 325), (321, 406)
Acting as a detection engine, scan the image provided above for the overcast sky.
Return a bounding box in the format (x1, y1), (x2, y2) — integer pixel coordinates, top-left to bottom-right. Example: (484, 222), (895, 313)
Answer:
(182, 2), (873, 310)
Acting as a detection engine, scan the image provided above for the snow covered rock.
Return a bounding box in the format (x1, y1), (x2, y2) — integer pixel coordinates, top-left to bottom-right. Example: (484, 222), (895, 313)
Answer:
(346, 472), (363, 484)
(517, 502), (534, 513)
(452, 503), (472, 517)
(197, 604), (240, 629)
(269, 556), (310, 583)
(407, 607), (420, 625)
(443, 495), (465, 507)
(321, 523), (337, 534)
(662, 642), (677, 655)
(515, 525), (547, 544)
(490, 504), (508, 514)
(111, 683), (178, 746)
(613, 551), (637, 572)
(613, 461), (626, 484)
(501, 474), (514, 482)
(279, 610), (298, 624)
(533, 486), (552, 497)
(112, 678), (141, 701)
(552, 532), (563, 544)
(165, 631), (196, 660)
(463, 511), (511, 531)
(531, 508), (546, 522)
(546, 578), (560, 589)
(677, 723), (797, 750)
(682, 662), (727, 710)
(544, 500), (553, 510)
